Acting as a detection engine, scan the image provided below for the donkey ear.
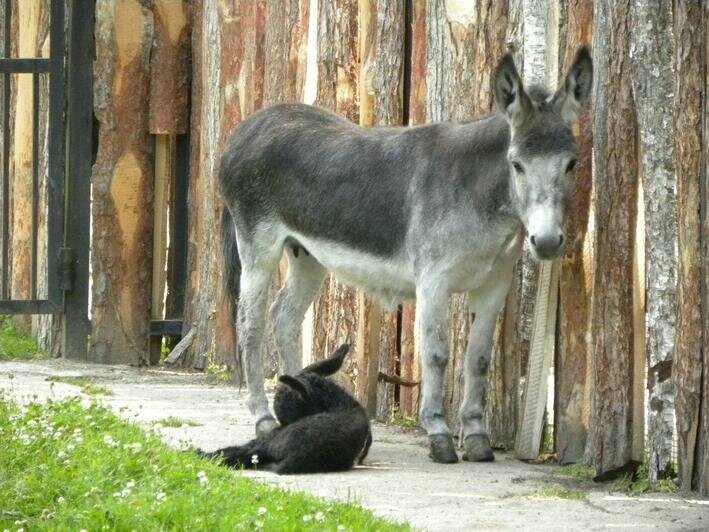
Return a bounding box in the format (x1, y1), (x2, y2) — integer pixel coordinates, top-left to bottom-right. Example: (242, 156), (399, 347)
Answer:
(552, 46), (593, 125)
(278, 375), (312, 401)
(494, 53), (532, 128)
(300, 343), (349, 376)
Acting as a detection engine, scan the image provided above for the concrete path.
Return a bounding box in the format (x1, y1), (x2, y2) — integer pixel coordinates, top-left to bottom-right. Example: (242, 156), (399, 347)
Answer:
(2, 359), (707, 531)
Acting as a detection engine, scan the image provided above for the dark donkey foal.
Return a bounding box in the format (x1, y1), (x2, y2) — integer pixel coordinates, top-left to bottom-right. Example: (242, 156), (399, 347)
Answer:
(202, 345), (372, 474)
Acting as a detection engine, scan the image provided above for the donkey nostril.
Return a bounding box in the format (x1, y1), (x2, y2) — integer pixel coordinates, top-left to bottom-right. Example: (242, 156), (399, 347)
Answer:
(558, 235), (565, 247)
(530, 235), (537, 246)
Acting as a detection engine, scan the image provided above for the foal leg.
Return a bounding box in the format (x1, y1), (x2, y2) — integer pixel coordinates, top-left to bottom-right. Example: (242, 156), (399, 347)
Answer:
(459, 276), (511, 462)
(269, 245), (326, 376)
(416, 281), (457, 463)
(237, 230), (283, 437)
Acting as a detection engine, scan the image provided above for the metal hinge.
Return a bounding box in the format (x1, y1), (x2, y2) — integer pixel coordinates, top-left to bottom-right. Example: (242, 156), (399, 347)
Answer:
(59, 247), (75, 291)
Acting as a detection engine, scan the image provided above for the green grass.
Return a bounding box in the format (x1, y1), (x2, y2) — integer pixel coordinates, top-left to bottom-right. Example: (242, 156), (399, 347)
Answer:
(0, 393), (409, 531)
(45, 376), (113, 396)
(611, 462), (679, 495)
(555, 462), (595, 481)
(388, 407), (418, 429)
(0, 315), (45, 361)
(156, 416), (201, 428)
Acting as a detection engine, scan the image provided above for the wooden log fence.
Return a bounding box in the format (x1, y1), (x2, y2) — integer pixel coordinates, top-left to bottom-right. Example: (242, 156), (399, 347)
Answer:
(6, 0), (709, 494)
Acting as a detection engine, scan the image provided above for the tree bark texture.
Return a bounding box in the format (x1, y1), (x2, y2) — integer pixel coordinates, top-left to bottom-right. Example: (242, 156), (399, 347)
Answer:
(631, 0), (677, 482)
(696, 0), (709, 497)
(555, 0), (593, 465)
(585, 0), (639, 477)
(182, 0), (267, 375)
(673, 0), (705, 493)
(90, 0), (154, 365)
(148, 0), (190, 135)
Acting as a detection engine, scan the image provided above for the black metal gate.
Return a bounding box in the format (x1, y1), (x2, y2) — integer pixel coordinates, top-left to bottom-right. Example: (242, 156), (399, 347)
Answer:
(0, 0), (93, 357)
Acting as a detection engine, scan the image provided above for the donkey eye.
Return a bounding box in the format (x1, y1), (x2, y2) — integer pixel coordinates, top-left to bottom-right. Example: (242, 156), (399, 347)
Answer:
(566, 159), (577, 173)
(511, 161), (524, 174)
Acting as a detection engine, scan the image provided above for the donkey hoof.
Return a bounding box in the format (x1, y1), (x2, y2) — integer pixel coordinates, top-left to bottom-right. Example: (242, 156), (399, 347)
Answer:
(428, 434), (459, 463)
(462, 434), (495, 462)
(255, 416), (279, 437)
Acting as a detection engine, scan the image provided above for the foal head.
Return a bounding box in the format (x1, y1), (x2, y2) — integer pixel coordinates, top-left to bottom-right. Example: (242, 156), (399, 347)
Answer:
(494, 47), (593, 260)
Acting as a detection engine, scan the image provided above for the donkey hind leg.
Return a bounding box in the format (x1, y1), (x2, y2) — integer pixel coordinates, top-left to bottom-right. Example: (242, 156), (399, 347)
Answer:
(416, 282), (458, 463)
(269, 244), (326, 376)
(459, 277), (511, 462)
(237, 231), (283, 437)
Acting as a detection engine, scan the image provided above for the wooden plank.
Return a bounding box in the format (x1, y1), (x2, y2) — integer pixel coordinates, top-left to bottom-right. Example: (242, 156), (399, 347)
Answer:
(585, 0), (640, 478)
(555, 0), (593, 465)
(165, 327), (195, 366)
(149, 134), (173, 363)
(90, 0), (155, 365)
(148, 0), (190, 134)
(516, 261), (559, 460)
(10, 2), (42, 327)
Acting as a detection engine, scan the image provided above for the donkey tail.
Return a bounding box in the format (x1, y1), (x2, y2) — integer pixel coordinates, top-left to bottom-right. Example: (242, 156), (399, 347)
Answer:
(221, 206), (241, 322)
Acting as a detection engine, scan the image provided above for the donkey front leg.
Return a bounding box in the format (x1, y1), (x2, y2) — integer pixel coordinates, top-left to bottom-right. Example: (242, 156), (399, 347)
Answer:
(416, 282), (458, 463)
(459, 278), (511, 462)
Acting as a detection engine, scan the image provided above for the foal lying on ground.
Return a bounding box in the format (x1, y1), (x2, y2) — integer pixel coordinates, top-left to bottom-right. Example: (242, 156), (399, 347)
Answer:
(202, 345), (372, 474)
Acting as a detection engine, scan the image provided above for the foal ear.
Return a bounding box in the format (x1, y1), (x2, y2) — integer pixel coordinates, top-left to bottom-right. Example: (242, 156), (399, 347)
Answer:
(552, 46), (593, 125)
(278, 375), (312, 401)
(300, 343), (349, 376)
(494, 53), (532, 128)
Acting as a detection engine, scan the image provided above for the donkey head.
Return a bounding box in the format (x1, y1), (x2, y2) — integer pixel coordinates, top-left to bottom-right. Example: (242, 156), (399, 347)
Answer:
(494, 47), (593, 260)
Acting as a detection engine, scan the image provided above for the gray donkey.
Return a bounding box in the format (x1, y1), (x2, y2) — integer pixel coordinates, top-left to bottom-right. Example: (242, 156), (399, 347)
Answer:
(219, 48), (592, 463)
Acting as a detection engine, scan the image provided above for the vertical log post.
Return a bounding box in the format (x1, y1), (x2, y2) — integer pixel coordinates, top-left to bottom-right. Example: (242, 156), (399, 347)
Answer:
(673, 0), (704, 492)
(631, 0), (677, 482)
(90, 1), (154, 365)
(555, 0), (593, 464)
(585, 0), (640, 478)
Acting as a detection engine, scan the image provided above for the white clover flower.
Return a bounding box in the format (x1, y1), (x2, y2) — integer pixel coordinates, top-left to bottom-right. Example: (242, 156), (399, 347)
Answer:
(251, 454), (259, 465)
(254, 520), (264, 530)
(66, 444), (75, 452)
(156, 492), (167, 501)
(197, 470), (209, 486)
(103, 434), (118, 448)
(125, 480), (135, 490)
(315, 512), (325, 523)
(57, 451), (66, 460)
(125, 442), (142, 453)
(337, 525), (346, 531)
(57, 496), (65, 504)
(302, 515), (312, 523)
(257, 507), (267, 516)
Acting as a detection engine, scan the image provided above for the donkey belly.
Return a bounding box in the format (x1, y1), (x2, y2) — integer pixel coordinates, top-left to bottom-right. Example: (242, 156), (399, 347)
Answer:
(290, 230), (416, 305)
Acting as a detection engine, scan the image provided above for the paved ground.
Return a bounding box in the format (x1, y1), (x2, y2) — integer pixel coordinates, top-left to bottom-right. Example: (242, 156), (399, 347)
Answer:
(2, 359), (708, 531)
